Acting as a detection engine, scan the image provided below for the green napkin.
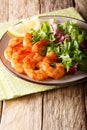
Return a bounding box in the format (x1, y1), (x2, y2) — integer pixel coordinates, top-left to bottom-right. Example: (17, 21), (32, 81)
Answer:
(0, 7), (84, 100)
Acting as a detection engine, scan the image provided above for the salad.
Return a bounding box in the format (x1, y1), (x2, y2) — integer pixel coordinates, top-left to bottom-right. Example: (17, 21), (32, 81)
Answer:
(4, 18), (87, 81)
(31, 19), (87, 73)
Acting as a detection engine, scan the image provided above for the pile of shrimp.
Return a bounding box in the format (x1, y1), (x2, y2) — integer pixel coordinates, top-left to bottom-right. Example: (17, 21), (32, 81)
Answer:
(4, 33), (65, 81)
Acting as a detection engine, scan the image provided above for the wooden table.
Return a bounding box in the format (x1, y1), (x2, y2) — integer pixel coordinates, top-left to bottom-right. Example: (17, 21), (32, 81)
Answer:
(0, 0), (87, 130)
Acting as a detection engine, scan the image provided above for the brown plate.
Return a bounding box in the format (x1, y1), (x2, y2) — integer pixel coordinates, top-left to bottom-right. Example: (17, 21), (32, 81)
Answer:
(0, 16), (87, 86)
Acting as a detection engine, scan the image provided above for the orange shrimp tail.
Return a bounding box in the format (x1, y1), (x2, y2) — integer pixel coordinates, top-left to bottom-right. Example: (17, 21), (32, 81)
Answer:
(32, 39), (49, 54)
(23, 33), (32, 48)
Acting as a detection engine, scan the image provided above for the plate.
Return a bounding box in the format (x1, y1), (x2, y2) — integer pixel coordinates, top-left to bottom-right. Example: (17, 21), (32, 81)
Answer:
(0, 16), (87, 86)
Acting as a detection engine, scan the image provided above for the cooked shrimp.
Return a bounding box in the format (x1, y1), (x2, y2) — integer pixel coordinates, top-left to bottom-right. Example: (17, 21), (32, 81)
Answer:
(23, 33), (32, 48)
(46, 51), (59, 62)
(23, 55), (48, 80)
(33, 52), (43, 62)
(8, 37), (23, 46)
(11, 49), (31, 74)
(4, 33), (65, 80)
(4, 38), (23, 62)
(32, 39), (49, 55)
(41, 54), (65, 79)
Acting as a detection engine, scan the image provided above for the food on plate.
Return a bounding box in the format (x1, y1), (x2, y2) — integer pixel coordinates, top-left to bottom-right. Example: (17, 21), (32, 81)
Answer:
(4, 18), (87, 80)
(8, 17), (40, 37)
(4, 38), (23, 62)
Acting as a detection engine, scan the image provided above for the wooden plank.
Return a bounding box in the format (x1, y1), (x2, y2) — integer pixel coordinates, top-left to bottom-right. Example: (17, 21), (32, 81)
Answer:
(0, 94), (42, 130)
(9, 0), (40, 20)
(75, 0), (87, 21)
(0, 0), (9, 22)
(0, 0), (9, 124)
(0, 102), (2, 122)
(84, 82), (87, 116)
(40, 0), (74, 13)
(42, 84), (87, 130)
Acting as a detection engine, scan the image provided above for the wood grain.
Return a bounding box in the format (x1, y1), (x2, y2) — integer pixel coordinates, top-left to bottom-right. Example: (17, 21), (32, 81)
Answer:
(40, 0), (74, 13)
(75, 0), (87, 21)
(9, 0), (40, 20)
(0, 0), (9, 22)
(0, 94), (42, 130)
(84, 82), (87, 116)
(43, 85), (87, 130)
(0, 102), (2, 122)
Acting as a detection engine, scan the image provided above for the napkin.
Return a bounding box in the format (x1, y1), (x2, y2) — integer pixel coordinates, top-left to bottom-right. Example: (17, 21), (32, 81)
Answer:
(0, 7), (84, 100)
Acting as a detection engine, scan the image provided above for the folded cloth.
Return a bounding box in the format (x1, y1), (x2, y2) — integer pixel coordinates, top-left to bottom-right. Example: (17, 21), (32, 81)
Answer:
(0, 7), (84, 100)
